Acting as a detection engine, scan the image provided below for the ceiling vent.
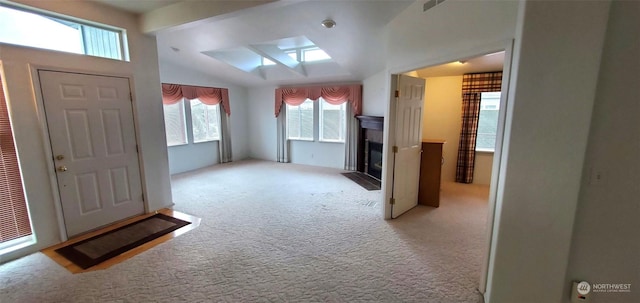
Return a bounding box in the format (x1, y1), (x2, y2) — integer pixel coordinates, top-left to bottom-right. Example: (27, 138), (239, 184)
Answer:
(424, 0), (446, 12)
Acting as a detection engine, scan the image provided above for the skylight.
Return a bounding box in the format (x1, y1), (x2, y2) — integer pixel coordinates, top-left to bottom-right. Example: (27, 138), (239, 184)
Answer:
(302, 48), (331, 62)
(203, 36), (335, 79)
(262, 57), (276, 66)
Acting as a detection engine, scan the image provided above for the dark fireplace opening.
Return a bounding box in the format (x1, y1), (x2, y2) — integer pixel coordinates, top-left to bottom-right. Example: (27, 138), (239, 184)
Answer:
(367, 142), (383, 180)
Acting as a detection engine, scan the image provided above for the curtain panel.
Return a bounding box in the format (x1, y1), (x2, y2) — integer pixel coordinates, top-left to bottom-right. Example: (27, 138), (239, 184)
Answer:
(455, 72), (502, 184)
(274, 84), (362, 117)
(161, 83), (231, 116)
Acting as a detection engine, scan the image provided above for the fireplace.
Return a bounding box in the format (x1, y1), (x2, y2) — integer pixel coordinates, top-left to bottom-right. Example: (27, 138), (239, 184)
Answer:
(356, 116), (383, 180)
(367, 142), (383, 180)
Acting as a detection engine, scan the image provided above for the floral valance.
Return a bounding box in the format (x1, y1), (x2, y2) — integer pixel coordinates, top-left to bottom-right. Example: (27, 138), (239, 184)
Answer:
(274, 84), (362, 117)
(162, 83), (231, 116)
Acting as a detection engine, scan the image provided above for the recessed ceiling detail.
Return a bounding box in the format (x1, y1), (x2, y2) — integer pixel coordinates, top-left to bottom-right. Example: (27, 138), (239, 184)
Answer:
(201, 36), (347, 81)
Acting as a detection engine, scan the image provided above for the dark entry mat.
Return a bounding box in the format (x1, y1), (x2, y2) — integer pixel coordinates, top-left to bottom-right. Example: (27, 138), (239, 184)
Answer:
(55, 213), (190, 269)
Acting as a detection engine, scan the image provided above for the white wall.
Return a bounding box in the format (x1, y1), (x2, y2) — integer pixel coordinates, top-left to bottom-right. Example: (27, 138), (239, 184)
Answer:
(485, 1), (611, 302)
(247, 85), (347, 169)
(362, 70), (387, 116)
(159, 61), (250, 174)
(565, 2), (640, 303)
(248, 86), (277, 161)
(386, 0), (519, 73)
(289, 141), (344, 169)
(0, 0), (171, 262)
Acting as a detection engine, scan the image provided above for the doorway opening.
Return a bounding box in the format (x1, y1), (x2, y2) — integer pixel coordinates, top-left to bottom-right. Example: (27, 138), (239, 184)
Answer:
(383, 47), (511, 295)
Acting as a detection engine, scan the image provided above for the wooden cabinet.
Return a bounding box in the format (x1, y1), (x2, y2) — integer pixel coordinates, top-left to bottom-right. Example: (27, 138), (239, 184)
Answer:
(418, 140), (445, 207)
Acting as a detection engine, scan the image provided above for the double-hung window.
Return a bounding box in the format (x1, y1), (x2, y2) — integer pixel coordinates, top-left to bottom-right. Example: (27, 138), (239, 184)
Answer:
(319, 99), (346, 142)
(163, 98), (222, 147)
(190, 99), (220, 143)
(286, 98), (346, 143)
(286, 99), (314, 141)
(163, 99), (188, 146)
(476, 92), (501, 152)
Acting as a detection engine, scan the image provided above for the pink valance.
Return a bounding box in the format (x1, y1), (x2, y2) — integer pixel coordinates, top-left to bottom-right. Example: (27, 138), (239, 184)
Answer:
(162, 83), (231, 116)
(274, 84), (362, 117)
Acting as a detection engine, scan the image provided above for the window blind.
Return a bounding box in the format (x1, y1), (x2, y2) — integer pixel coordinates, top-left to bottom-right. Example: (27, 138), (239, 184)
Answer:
(0, 76), (32, 243)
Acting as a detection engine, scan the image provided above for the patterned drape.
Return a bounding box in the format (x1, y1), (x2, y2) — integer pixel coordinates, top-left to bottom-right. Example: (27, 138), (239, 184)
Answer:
(161, 83), (233, 163)
(274, 84), (362, 117)
(455, 72), (502, 183)
(161, 83), (231, 116)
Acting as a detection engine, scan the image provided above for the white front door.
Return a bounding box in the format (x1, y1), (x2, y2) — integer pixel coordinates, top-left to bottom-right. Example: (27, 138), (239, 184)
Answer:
(39, 70), (144, 237)
(390, 74), (425, 218)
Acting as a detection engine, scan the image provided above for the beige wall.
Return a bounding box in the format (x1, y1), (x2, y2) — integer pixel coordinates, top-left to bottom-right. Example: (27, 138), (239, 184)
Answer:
(0, 0), (171, 262)
(421, 75), (494, 185)
(422, 76), (462, 182)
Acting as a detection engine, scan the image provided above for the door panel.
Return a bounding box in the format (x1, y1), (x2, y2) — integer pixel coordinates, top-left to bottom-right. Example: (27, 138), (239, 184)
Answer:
(391, 74), (425, 218)
(39, 70), (144, 237)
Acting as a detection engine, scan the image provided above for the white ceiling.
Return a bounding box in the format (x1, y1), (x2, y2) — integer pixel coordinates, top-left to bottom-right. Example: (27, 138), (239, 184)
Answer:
(415, 51), (505, 78)
(94, 0), (181, 14)
(96, 0), (503, 87)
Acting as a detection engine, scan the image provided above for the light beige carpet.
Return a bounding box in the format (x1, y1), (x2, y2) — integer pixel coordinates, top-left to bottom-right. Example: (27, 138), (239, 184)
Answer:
(0, 160), (488, 302)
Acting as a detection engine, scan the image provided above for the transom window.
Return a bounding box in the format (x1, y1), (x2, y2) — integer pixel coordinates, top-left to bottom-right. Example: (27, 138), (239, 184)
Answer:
(476, 92), (501, 152)
(0, 3), (127, 60)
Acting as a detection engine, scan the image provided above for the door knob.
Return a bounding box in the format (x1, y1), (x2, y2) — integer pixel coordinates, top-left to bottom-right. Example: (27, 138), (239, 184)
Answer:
(57, 166), (68, 172)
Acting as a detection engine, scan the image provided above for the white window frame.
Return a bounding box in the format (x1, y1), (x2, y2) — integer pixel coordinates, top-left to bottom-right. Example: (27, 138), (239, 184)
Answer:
(319, 99), (346, 143)
(286, 99), (314, 141)
(163, 99), (188, 147)
(475, 92), (501, 153)
(190, 99), (221, 143)
(0, 3), (128, 61)
(301, 47), (331, 63)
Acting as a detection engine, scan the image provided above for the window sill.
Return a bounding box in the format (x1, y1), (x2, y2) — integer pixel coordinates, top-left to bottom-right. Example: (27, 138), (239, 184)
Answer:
(167, 142), (189, 147)
(0, 235), (36, 256)
(475, 149), (495, 154)
(319, 140), (345, 144)
(288, 138), (314, 142)
(193, 139), (220, 144)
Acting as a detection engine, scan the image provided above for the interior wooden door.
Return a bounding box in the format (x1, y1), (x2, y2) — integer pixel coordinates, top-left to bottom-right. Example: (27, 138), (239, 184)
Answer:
(390, 74), (425, 218)
(39, 70), (144, 237)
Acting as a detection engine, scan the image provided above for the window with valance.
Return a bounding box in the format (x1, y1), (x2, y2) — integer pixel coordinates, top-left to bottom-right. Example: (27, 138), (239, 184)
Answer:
(161, 83), (233, 163)
(274, 85), (362, 117)
(275, 84), (361, 170)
